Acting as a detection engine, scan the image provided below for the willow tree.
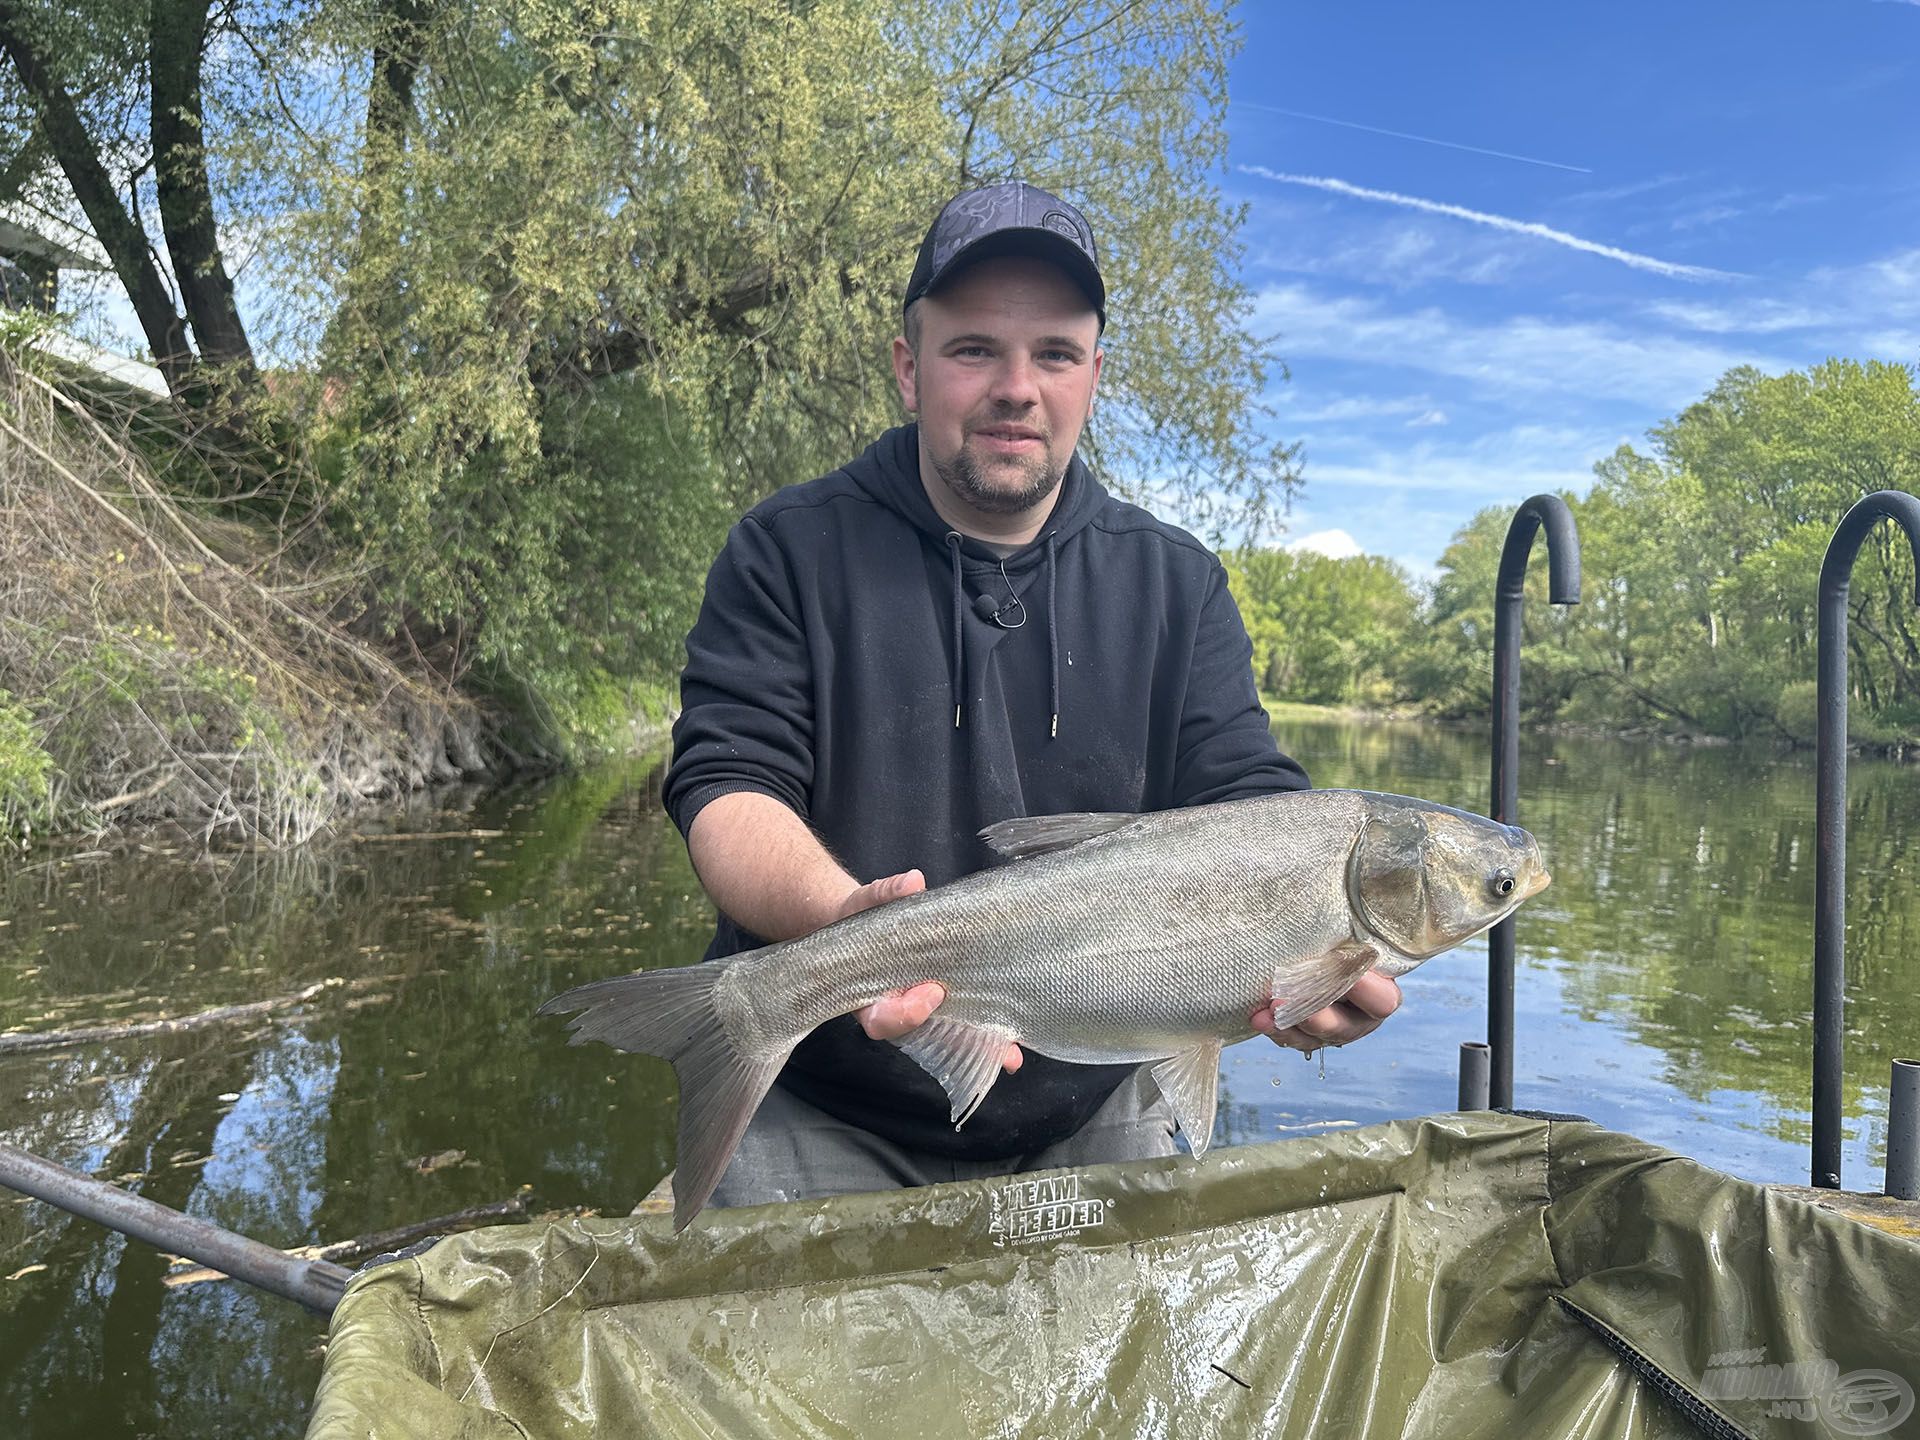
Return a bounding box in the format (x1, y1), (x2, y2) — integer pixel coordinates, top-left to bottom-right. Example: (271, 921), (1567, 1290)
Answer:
(249, 0), (1290, 716)
(6, 0), (1294, 733)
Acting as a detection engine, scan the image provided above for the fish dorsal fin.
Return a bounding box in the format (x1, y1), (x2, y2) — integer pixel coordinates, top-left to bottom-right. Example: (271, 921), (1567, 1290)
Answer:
(1149, 1040), (1225, 1158)
(891, 1014), (1020, 1128)
(978, 811), (1139, 861)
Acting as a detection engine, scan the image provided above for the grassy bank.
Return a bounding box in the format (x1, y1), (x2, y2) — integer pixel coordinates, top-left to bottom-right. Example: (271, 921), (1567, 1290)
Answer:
(1260, 698), (1408, 726)
(0, 345), (673, 850)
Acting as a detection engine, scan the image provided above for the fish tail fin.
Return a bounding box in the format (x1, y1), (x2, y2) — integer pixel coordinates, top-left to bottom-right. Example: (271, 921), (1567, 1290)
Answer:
(539, 964), (794, 1231)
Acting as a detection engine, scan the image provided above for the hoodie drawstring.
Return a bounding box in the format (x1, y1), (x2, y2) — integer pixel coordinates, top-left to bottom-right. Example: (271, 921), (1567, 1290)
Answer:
(1046, 532), (1060, 739)
(945, 528), (1062, 739)
(946, 531), (964, 728)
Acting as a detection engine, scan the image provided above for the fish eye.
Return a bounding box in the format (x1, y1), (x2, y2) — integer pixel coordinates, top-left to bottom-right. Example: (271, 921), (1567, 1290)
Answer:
(1490, 868), (1516, 898)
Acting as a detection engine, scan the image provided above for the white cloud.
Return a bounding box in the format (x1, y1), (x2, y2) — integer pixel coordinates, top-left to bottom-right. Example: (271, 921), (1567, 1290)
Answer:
(1246, 214), (1524, 290)
(1255, 282), (1790, 409)
(1408, 408), (1448, 427)
(1857, 330), (1920, 358)
(1642, 299), (1829, 335)
(1669, 204), (1744, 233)
(1639, 246), (1920, 358)
(1286, 528), (1365, 559)
(1558, 173), (1694, 206)
(1276, 393), (1445, 423)
(1306, 424), (1617, 499)
(1239, 167), (1738, 280)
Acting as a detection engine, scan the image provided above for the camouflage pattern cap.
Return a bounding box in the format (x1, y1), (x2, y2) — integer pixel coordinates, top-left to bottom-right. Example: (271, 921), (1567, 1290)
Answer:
(903, 181), (1105, 325)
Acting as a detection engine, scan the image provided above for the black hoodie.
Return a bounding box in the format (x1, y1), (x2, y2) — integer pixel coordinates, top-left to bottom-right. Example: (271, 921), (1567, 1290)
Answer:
(662, 424), (1310, 1158)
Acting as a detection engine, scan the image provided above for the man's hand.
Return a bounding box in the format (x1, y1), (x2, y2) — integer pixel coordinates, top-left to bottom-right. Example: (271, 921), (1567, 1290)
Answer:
(847, 869), (1023, 1074)
(1252, 970), (1401, 1054)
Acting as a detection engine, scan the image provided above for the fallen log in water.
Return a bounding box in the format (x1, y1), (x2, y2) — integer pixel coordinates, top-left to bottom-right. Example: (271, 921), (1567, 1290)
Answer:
(0, 976), (393, 1056)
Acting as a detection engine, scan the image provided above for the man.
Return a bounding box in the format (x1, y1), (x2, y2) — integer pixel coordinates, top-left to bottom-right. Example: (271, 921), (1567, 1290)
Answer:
(662, 181), (1400, 1208)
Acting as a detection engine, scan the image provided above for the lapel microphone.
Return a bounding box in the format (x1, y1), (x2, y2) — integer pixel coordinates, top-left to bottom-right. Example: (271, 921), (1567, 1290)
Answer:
(973, 559), (1028, 629)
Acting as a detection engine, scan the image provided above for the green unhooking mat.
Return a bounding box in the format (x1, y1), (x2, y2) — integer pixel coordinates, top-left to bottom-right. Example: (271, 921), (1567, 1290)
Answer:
(305, 1113), (1919, 1439)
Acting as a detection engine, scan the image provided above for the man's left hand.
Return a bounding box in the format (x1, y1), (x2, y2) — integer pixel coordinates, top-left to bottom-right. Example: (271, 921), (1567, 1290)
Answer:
(1251, 971), (1401, 1054)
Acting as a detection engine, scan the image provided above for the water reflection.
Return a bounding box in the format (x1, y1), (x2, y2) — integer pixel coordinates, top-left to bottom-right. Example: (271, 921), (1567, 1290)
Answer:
(0, 721), (1914, 1436)
(1250, 715), (1917, 1174)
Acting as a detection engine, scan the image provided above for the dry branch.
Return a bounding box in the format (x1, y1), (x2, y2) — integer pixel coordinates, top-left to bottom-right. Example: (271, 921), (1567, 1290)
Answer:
(0, 341), (511, 845)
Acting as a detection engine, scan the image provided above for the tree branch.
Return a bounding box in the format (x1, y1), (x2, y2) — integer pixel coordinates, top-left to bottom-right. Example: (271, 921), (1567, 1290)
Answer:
(0, 0), (194, 393)
(557, 266), (781, 383)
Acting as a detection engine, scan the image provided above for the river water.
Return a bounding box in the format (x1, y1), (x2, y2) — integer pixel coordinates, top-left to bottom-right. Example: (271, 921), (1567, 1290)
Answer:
(1, 716), (1914, 1436)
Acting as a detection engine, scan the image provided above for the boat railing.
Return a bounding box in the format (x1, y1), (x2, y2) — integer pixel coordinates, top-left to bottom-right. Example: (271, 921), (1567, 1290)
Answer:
(1470, 494), (1580, 1111)
(1812, 489), (1920, 1195)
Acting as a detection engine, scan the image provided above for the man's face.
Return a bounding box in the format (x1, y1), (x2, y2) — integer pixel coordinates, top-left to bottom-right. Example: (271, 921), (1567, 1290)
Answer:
(892, 255), (1103, 520)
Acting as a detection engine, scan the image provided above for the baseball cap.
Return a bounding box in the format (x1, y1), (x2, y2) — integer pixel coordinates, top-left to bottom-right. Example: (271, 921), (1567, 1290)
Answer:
(903, 181), (1105, 326)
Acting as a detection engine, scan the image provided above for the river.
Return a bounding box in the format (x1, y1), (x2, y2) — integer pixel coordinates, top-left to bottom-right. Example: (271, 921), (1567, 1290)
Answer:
(1, 715), (1913, 1436)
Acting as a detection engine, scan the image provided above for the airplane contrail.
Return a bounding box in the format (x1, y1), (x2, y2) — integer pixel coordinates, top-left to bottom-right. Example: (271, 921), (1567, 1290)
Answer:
(1233, 102), (1592, 174)
(1239, 167), (1736, 280)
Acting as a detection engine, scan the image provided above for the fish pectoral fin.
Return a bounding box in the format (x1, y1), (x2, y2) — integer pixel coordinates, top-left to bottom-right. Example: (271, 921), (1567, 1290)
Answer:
(891, 1014), (1019, 1128)
(1267, 940), (1383, 1032)
(1148, 1039), (1224, 1159)
(977, 812), (1140, 861)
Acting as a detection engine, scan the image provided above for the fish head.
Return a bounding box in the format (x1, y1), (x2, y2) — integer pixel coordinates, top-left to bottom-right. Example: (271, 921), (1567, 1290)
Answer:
(1346, 798), (1550, 966)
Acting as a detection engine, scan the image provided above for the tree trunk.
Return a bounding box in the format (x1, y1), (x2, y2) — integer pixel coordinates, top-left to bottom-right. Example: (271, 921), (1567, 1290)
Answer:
(345, 0), (430, 329)
(148, 0), (254, 378)
(0, 0), (195, 393)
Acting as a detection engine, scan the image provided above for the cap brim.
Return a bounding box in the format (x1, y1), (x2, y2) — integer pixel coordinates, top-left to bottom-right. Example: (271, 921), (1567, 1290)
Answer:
(921, 229), (1106, 322)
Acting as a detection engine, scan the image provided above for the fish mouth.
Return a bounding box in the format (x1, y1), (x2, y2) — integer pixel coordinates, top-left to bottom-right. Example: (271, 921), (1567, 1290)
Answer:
(1521, 865), (1551, 900)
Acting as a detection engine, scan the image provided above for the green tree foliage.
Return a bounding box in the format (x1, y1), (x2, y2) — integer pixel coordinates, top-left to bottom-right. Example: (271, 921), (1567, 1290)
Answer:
(4, 0), (1293, 750)
(1415, 359), (1920, 745)
(1223, 546), (1421, 706)
(266, 0), (1292, 732)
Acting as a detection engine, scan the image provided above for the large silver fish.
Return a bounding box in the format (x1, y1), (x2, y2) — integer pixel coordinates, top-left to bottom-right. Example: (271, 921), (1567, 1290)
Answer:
(541, 789), (1550, 1229)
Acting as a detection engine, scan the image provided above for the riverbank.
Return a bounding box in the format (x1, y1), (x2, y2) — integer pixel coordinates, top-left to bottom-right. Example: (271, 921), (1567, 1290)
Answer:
(1261, 696), (1917, 762)
(0, 348), (679, 852)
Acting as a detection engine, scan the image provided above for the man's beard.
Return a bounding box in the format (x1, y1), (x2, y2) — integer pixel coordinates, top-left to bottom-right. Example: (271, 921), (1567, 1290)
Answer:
(931, 433), (1065, 516)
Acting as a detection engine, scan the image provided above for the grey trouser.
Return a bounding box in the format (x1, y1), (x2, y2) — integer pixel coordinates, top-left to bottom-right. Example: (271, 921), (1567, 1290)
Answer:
(708, 1068), (1178, 1211)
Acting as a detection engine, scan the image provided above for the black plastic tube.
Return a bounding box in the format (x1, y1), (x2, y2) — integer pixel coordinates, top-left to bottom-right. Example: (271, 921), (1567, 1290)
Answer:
(0, 1141), (350, 1314)
(1488, 495), (1580, 1109)
(1458, 1041), (1491, 1111)
(1888, 1060), (1920, 1201)
(1812, 490), (1920, 1190)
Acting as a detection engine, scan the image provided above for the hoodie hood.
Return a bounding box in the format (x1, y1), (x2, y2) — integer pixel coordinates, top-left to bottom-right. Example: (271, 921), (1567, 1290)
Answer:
(842, 424), (1105, 737)
(842, 424), (1108, 568)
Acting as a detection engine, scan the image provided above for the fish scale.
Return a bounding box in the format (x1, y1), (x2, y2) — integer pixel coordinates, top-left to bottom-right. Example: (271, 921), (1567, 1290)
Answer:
(541, 788), (1549, 1230)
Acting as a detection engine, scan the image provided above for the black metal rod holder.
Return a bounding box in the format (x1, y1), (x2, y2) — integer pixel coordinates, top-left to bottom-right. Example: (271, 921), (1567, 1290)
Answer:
(1458, 1041), (1491, 1111)
(1889, 1060), (1920, 1201)
(1812, 490), (1920, 1190)
(0, 1141), (351, 1314)
(1488, 495), (1580, 1110)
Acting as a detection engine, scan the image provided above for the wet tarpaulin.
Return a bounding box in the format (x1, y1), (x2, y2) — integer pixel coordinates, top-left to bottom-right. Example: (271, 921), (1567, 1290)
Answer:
(305, 1113), (1919, 1438)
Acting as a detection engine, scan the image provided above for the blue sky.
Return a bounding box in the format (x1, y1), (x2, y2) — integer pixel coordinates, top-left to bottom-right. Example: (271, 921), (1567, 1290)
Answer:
(28, 2), (1917, 581)
(1223, 1), (1920, 577)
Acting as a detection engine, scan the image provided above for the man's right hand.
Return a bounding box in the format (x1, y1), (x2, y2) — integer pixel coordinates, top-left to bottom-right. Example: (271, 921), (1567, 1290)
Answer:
(845, 869), (1023, 1074)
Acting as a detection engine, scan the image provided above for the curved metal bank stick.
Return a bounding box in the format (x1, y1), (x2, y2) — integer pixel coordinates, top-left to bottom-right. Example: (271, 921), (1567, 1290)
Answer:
(1811, 489), (1920, 1192)
(1484, 495), (1579, 1111)
(0, 1141), (350, 1313)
